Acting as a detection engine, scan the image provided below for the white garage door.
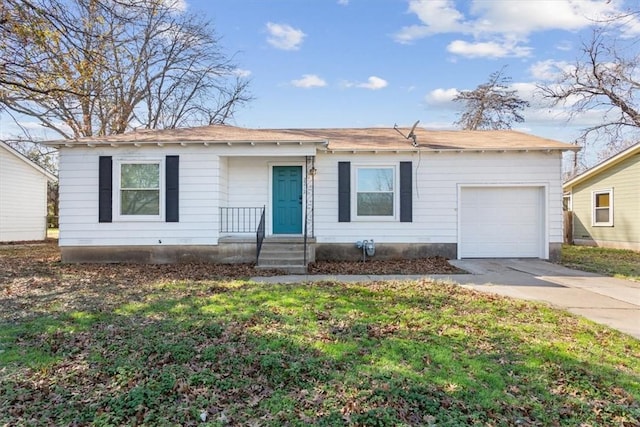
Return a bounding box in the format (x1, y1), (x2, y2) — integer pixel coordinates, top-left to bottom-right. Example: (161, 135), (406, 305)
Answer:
(460, 186), (544, 258)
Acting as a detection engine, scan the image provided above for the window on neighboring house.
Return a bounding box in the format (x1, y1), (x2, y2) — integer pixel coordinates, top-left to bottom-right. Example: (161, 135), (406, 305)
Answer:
(563, 192), (572, 211)
(118, 161), (162, 218)
(592, 189), (613, 226)
(355, 166), (395, 218)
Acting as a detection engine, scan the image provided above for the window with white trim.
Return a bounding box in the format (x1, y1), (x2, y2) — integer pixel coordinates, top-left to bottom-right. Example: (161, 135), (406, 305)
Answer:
(592, 189), (613, 226)
(354, 166), (395, 219)
(117, 160), (163, 220)
(563, 192), (572, 211)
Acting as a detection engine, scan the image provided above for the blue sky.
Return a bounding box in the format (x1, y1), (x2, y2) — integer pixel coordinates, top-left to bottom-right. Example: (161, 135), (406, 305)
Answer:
(1, 0), (637, 158)
(184, 0), (635, 150)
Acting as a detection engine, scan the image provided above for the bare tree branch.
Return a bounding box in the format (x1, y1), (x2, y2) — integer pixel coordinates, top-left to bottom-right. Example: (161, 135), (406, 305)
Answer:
(453, 66), (529, 130)
(538, 26), (640, 150)
(0, 0), (251, 139)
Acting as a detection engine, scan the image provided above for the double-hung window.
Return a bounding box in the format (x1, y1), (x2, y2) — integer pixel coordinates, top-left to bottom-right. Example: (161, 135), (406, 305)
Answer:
(355, 166), (395, 219)
(592, 189), (613, 226)
(117, 161), (163, 220)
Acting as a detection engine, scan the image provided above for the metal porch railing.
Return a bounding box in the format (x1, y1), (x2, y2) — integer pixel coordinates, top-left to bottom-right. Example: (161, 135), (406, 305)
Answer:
(219, 207), (264, 233)
(256, 207), (266, 263)
(219, 206), (266, 264)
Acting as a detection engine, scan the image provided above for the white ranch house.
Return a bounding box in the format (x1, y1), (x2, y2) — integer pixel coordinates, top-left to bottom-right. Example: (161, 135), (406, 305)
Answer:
(0, 141), (57, 242)
(45, 125), (578, 271)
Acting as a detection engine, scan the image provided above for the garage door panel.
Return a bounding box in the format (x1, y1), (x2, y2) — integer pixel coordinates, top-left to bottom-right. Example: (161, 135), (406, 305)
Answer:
(460, 187), (544, 258)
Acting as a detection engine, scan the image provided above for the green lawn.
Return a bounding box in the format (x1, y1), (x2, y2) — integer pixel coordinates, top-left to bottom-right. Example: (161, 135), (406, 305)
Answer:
(1, 245), (639, 426)
(561, 244), (640, 282)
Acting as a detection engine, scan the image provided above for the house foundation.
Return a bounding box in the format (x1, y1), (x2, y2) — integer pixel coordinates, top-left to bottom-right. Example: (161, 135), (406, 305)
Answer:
(60, 241), (559, 264)
(315, 242), (458, 262)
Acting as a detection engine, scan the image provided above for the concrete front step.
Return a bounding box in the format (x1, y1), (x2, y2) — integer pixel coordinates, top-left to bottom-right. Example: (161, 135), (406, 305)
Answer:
(257, 239), (311, 273)
(259, 244), (306, 251)
(259, 258), (305, 265)
(259, 249), (306, 257)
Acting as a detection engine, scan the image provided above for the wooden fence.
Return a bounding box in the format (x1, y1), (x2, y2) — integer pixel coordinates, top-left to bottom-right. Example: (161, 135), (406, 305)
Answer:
(563, 211), (573, 244)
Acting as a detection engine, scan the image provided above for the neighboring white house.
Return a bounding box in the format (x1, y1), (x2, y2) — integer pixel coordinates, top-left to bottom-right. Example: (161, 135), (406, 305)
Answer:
(44, 125), (578, 268)
(0, 141), (57, 242)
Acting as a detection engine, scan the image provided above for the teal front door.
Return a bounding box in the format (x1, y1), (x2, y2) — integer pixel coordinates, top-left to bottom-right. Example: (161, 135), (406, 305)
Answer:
(272, 166), (303, 234)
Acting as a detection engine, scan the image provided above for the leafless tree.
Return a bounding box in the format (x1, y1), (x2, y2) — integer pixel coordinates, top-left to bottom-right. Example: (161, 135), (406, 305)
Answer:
(0, 0), (252, 139)
(453, 66), (529, 130)
(538, 23), (640, 153)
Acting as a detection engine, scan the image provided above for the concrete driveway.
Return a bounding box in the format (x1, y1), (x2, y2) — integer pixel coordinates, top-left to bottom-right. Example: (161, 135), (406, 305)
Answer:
(252, 259), (640, 340)
(448, 259), (640, 340)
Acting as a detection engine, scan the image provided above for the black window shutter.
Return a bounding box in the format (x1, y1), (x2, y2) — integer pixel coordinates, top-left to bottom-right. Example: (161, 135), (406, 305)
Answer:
(338, 161), (350, 222)
(166, 155), (179, 222)
(98, 156), (112, 223)
(400, 161), (412, 223)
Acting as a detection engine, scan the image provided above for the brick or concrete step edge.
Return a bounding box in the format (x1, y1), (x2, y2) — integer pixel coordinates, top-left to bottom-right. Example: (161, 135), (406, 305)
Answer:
(258, 258), (306, 266)
(262, 244), (304, 252)
(259, 249), (308, 256)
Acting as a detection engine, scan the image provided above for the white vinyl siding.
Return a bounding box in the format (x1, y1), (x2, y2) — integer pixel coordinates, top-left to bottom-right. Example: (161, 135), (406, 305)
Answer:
(313, 151), (562, 255)
(0, 145), (51, 242)
(56, 144), (564, 259)
(57, 147), (311, 247)
(58, 147), (220, 246)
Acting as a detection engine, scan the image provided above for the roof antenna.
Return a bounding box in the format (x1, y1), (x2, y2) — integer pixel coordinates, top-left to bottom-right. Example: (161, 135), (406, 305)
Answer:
(393, 120), (420, 146)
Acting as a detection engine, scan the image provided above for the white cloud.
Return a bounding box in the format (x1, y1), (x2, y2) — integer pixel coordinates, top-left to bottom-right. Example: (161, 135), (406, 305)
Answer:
(394, 0), (466, 43)
(233, 68), (252, 78)
(0, 115), (71, 140)
(343, 76), (388, 90)
(397, 0), (619, 42)
(510, 81), (551, 110)
(618, 13), (640, 38)
(524, 104), (606, 128)
(337, 0), (349, 5)
(555, 40), (573, 51)
(163, 0), (187, 12)
(266, 22), (306, 50)
(468, 0), (614, 36)
(394, 0), (624, 58)
(529, 60), (572, 81)
(425, 88), (459, 107)
(356, 76), (388, 90)
(447, 39), (531, 58)
(394, 25), (433, 44)
(291, 74), (327, 88)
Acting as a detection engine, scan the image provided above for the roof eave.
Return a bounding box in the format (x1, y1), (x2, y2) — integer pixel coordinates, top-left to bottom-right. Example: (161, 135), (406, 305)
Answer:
(563, 143), (640, 189)
(45, 139), (328, 148)
(321, 147), (572, 153)
(0, 141), (57, 182)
